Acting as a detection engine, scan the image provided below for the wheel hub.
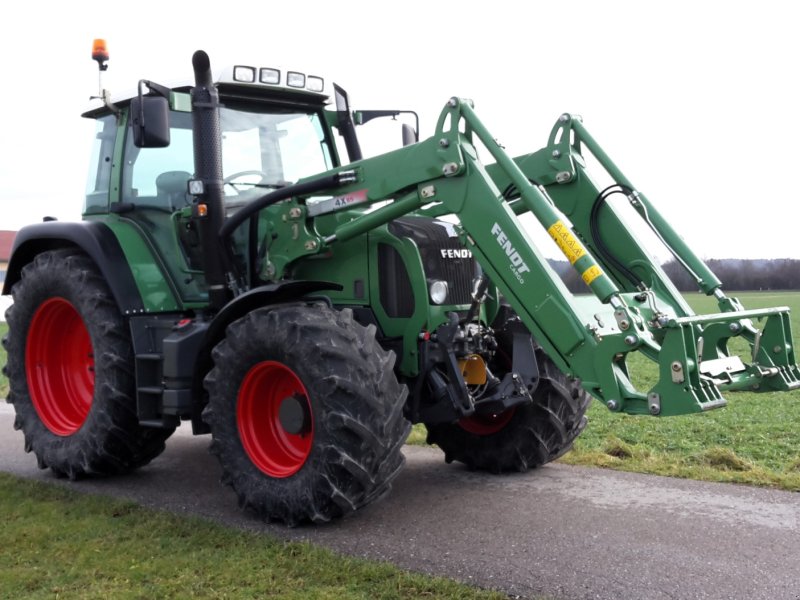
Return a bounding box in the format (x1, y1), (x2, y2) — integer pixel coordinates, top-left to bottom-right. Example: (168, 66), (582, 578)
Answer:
(278, 393), (311, 435)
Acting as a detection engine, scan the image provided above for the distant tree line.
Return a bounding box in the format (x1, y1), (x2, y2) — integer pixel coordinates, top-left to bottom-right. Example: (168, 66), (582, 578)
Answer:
(662, 259), (800, 291)
(548, 259), (800, 293)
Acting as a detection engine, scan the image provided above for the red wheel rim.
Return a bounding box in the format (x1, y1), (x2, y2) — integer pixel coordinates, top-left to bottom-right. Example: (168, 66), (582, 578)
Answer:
(237, 361), (313, 478)
(25, 298), (95, 436)
(458, 407), (516, 436)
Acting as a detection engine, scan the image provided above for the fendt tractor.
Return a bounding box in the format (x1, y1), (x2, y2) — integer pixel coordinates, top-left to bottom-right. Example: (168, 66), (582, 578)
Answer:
(2, 41), (798, 525)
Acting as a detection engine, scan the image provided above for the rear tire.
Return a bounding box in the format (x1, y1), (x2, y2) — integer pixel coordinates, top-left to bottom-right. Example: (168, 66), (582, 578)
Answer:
(425, 315), (591, 473)
(2, 250), (173, 478)
(203, 305), (410, 525)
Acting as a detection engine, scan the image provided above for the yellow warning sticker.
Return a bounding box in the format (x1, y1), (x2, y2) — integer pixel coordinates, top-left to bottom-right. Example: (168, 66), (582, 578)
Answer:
(548, 220), (586, 265)
(582, 265), (603, 285)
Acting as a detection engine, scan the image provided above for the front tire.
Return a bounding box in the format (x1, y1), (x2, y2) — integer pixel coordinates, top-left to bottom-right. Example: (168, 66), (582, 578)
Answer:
(2, 250), (173, 478)
(203, 305), (410, 525)
(425, 317), (591, 473)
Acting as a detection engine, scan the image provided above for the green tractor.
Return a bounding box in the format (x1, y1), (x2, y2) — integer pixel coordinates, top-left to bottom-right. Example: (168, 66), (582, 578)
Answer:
(2, 43), (798, 525)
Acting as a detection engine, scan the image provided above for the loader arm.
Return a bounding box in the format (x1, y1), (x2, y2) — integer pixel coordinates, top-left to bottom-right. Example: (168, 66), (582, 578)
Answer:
(255, 97), (799, 416)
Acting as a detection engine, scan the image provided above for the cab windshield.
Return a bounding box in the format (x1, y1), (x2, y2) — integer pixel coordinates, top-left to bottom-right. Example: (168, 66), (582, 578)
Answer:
(122, 104), (334, 208)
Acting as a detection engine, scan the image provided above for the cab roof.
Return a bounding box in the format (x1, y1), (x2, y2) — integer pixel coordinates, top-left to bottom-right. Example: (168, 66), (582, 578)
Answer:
(83, 63), (330, 118)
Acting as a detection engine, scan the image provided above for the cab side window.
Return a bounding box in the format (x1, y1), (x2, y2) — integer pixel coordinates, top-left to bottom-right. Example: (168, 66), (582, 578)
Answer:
(122, 111), (194, 210)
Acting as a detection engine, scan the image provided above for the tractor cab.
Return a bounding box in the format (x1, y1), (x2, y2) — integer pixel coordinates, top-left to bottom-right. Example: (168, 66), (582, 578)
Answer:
(82, 62), (345, 305)
(84, 65), (338, 215)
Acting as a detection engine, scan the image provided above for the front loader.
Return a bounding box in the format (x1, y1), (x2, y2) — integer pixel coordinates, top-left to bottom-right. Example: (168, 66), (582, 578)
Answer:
(2, 44), (797, 524)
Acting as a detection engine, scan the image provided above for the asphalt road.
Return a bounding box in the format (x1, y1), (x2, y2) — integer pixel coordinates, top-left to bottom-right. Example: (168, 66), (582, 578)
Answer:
(1, 403), (798, 600)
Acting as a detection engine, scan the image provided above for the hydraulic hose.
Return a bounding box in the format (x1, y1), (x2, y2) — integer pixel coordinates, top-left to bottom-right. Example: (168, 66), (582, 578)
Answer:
(589, 183), (646, 290)
(218, 171), (356, 287)
(219, 174), (347, 240)
(590, 183), (711, 291)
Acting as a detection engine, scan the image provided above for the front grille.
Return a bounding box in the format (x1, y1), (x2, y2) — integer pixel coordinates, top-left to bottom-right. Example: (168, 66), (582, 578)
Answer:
(388, 217), (477, 305)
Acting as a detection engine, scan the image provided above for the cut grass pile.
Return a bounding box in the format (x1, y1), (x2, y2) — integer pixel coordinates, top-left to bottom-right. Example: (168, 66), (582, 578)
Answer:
(0, 473), (506, 600)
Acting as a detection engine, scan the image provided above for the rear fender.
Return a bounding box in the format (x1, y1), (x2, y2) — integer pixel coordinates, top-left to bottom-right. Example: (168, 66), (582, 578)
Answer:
(2, 221), (144, 314)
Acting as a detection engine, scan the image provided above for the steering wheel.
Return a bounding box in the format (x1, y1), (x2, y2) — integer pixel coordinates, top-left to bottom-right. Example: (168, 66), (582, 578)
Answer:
(223, 170), (269, 195)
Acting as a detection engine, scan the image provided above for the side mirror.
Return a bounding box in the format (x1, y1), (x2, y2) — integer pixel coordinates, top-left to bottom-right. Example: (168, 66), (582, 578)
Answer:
(333, 83), (363, 162)
(402, 123), (418, 146)
(130, 94), (170, 148)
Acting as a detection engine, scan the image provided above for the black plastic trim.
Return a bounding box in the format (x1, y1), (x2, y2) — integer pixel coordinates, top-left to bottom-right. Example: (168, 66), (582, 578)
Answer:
(206, 280), (342, 346)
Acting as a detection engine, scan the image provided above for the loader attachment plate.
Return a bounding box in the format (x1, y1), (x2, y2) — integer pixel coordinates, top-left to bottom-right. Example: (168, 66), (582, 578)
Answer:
(672, 306), (799, 391)
(644, 305), (799, 416)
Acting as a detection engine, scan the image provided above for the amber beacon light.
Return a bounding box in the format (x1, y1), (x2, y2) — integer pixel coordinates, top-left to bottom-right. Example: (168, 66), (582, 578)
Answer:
(92, 38), (109, 70)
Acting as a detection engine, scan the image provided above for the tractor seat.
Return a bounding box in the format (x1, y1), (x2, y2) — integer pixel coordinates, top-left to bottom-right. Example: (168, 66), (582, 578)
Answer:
(155, 171), (192, 210)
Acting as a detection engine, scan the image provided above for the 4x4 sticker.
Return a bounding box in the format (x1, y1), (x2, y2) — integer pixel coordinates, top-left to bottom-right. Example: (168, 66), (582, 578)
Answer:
(307, 189), (368, 216)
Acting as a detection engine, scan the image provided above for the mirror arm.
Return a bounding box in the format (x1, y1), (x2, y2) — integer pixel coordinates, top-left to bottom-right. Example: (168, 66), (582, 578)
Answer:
(357, 109), (420, 142)
(138, 79), (172, 100)
(135, 79), (172, 124)
(359, 110), (419, 132)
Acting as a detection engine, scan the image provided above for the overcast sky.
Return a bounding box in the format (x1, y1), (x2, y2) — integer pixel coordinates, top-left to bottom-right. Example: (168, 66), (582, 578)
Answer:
(1, 0), (798, 260)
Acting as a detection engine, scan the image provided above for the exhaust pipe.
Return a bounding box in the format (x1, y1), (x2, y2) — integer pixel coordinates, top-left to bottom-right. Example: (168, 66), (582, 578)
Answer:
(191, 50), (228, 309)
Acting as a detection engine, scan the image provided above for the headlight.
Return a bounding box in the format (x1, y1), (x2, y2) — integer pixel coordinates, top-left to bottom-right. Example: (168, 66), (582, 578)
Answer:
(429, 280), (449, 305)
